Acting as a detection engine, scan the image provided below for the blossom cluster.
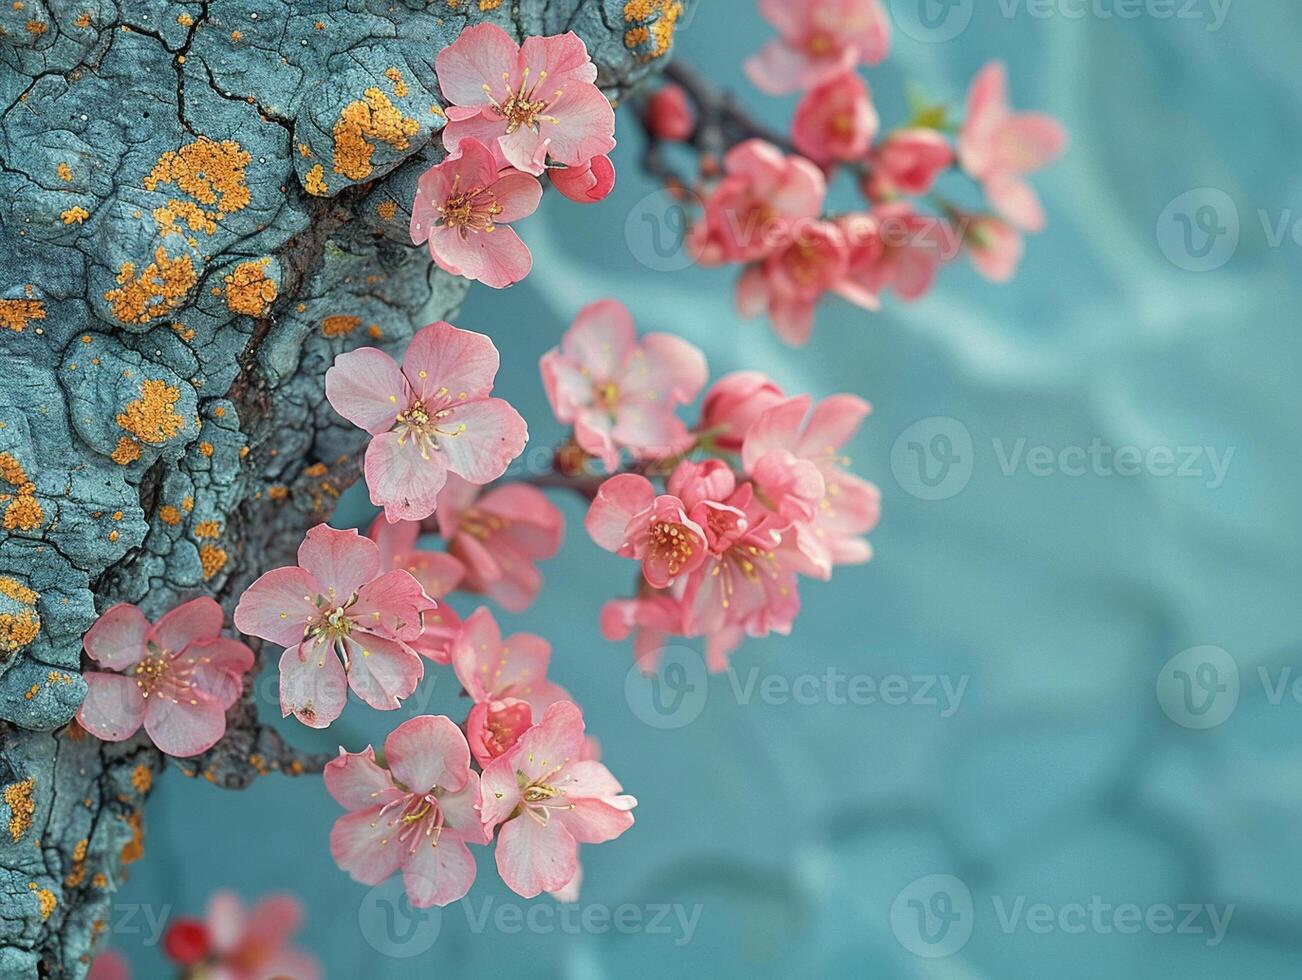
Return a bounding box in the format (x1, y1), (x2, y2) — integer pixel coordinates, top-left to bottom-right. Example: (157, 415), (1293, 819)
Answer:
(412, 23), (617, 288)
(584, 367), (880, 672)
(640, 0), (1067, 344)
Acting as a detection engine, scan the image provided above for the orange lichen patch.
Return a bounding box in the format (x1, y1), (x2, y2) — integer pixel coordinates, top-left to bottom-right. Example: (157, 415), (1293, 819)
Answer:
(624, 0), (683, 60)
(4, 778), (35, 841)
(197, 441), (214, 457)
(146, 138), (250, 219)
(0, 577), (38, 605)
(110, 437), (141, 465)
(332, 88), (420, 182)
(157, 504), (182, 525)
(92, 873), (107, 888)
(384, 67), (408, 97)
(104, 248), (197, 324)
(119, 812), (144, 864)
(74, 11), (91, 28)
(192, 519), (221, 538)
(116, 379), (185, 444)
(267, 485), (288, 501)
(0, 298), (45, 332)
(177, 11), (192, 26)
(64, 838), (89, 887)
(224, 258), (277, 316)
(131, 764), (152, 794)
(60, 206), (90, 225)
(57, 162), (72, 181)
(298, 143), (313, 158)
(28, 884), (56, 920)
(321, 314), (361, 337)
(376, 200), (397, 221)
(26, 19), (46, 36)
(304, 163), (327, 196)
(182, 496), (194, 512)
(303, 462), (328, 478)
(199, 545), (227, 580)
(0, 610), (40, 652)
(0, 451), (43, 530)
(154, 199), (217, 237)
(230, 29), (242, 41)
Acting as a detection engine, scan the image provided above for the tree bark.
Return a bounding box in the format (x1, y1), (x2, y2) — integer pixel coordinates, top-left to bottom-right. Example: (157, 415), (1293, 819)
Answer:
(0, 0), (689, 973)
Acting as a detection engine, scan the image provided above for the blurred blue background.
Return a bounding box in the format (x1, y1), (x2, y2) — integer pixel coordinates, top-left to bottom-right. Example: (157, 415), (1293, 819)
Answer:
(112, 1), (1302, 976)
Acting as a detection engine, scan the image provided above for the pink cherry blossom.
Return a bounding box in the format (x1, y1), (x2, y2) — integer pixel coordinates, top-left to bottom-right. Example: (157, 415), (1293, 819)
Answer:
(791, 71), (879, 165)
(548, 153), (615, 204)
(742, 394), (881, 578)
(746, 0), (891, 95)
(962, 214), (1024, 283)
(599, 595), (684, 673)
(540, 299), (707, 471)
(735, 219), (876, 346)
(201, 892), (320, 980)
(586, 474), (708, 589)
(481, 701), (636, 898)
(325, 320), (528, 523)
(411, 139), (543, 288)
(86, 951), (130, 980)
(367, 515), (465, 663)
(77, 598), (253, 758)
(644, 83), (695, 141)
(233, 524), (435, 728)
(450, 606), (570, 766)
(845, 202), (956, 301)
(432, 473), (564, 612)
(959, 61), (1067, 233)
(865, 128), (954, 198)
(326, 716), (488, 908)
(436, 23), (615, 176)
(688, 140), (826, 266)
(700, 371), (787, 452)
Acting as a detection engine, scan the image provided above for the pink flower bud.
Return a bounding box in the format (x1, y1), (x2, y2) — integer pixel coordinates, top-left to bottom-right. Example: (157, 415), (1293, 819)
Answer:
(644, 84), (695, 141)
(549, 154), (616, 204)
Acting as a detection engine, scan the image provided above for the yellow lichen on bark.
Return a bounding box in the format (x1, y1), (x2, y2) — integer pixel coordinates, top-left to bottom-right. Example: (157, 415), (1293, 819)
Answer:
(305, 164), (328, 196)
(0, 298), (46, 332)
(60, 206), (90, 224)
(199, 545), (228, 580)
(332, 88), (420, 181)
(224, 259), (277, 316)
(624, 0), (683, 60)
(110, 437), (141, 465)
(4, 778), (35, 841)
(145, 139), (251, 219)
(116, 379), (185, 445)
(0, 452), (43, 530)
(322, 315), (361, 337)
(104, 248), (197, 324)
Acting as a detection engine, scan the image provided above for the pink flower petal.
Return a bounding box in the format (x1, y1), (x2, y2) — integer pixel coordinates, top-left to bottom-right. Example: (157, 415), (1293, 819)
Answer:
(438, 773), (488, 841)
(365, 431), (448, 523)
(174, 637), (254, 709)
(493, 171), (544, 222)
(83, 603), (149, 670)
(77, 672), (144, 741)
(403, 834), (478, 908)
(384, 714), (471, 792)
(478, 751), (522, 828)
(143, 692), (227, 757)
(538, 83), (616, 168)
(440, 114), (512, 169)
(585, 474), (655, 552)
(352, 569), (435, 641)
(234, 565), (321, 647)
(741, 394), (811, 471)
(437, 398), (528, 485)
(430, 223), (534, 290)
(324, 745), (402, 811)
(325, 348), (407, 435)
(147, 596), (223, 653)
(564, 298), (637, 381)
(279, 642), (347, 728)
(331, 806), (407, 885)
(797, 393), (871, 457)
(342, 632), (424, 712)
(435, 22), (521, 106)
(513, 701), (586, 784)
(495, 813), (579, 899)
(402, 322), (501, 404)
(519, 31), (598, 86)
(619, 332), (708, 405)
(298, 524), (380, 601)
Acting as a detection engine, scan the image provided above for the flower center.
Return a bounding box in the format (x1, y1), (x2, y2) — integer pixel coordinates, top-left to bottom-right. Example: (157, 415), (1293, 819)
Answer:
(459, 506), (508, 543)
(596, 381), (620, 410)
(806, 32), (835, 56)
(438, 174), (504, 237)
(377, 792), (446, 853)
(486, 67), (559, 135)
(131, 641), (199, 703)
(650, 520), (697, 577)
(133, 647), (170, 697)
(307, 595), (357, 646)
(394, 398), (466, 461)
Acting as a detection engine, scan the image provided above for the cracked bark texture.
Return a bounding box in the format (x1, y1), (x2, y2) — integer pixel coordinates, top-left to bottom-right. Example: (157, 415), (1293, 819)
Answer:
(0, 0), (688, 974)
